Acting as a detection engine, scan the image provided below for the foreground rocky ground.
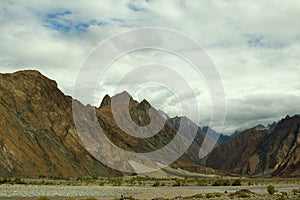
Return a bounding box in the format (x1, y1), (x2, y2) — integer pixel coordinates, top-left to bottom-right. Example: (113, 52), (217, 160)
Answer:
(0, 184), (299, 200)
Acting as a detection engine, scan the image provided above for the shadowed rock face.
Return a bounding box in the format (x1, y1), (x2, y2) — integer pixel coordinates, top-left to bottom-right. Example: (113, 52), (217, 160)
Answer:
(0, 70), (215, 177)
(259, 115), (300, 177)
(203, 115), (300, 177)
(203, 128), (268, 175)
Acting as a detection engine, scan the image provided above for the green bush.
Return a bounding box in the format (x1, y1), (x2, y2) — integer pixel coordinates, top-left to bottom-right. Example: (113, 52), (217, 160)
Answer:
(267, 185), (276, 195)
(98, 181), (106, 186)
(0, 177), (10, 184)
(237, 191), (250, 198)
(110, 178), (123, 186)
(152, 180), (160, 187)
(126, 178), (136, 186)
(232, 179), (242, 186)
(228, 189), (253, 198)
(191, 193), (203, 198)
(205, 193), (215, 198)
(212, 179), (230, 186)
(172, 179), (181, 186)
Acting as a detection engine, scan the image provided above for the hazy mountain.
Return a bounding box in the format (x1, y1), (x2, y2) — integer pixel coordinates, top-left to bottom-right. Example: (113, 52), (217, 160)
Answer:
(201, 126), (240, 144)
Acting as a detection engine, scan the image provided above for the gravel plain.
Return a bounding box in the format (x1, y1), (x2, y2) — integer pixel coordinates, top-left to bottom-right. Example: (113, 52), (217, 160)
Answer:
(0, 184), (299, 200)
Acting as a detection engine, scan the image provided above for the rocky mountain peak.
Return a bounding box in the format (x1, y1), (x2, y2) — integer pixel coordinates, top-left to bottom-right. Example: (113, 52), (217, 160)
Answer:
(4, 70), (58, 88)
(100, 94), (111, 107)
(113, 91), (132, 100)
(137, 99), (151, 111)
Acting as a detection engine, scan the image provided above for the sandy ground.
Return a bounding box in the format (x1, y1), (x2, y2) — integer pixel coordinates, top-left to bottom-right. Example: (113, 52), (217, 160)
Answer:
(0, 184), (299, 200)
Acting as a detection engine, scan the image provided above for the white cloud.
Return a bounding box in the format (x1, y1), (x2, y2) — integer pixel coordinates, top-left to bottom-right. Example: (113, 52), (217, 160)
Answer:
(0, 0), (300, 134)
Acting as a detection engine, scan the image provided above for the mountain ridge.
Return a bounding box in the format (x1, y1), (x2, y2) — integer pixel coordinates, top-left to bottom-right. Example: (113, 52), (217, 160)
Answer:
(0, 70), (217, 177)
(0, 70), (121, 177)
(0, 70), (299, 177)
(202, 115), (300, 177)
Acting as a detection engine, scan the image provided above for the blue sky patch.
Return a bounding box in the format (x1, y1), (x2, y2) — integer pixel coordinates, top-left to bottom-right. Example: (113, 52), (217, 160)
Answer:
(46, 10), (72, 19)
(247, 35), (288, 48)
(247, 35), (264, 47)
(43, 10), (108, 34)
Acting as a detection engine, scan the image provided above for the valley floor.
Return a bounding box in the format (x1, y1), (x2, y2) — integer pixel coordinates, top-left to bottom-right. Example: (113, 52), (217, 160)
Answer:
(0, 184), (299, 200)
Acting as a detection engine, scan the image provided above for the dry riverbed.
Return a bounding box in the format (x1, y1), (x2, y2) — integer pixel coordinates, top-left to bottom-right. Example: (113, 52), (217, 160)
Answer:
(0, 184), (300, 200)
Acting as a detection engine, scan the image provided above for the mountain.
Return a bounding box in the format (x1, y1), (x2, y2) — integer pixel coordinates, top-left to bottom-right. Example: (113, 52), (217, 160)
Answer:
(0, 70), (120, 177)
(217, 130), (242, 144)
(91, 93), (217, 174)
(202, 115), (300, 177)
(1, 70), (299, 178)
(0, 70), (216, 177)
(258, 115), (300, 177)
(201, 126), (240, 144)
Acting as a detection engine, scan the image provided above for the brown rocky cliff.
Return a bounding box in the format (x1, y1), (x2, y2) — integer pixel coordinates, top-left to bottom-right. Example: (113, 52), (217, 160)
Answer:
(95, 91), (215, 173)
(0, 70), (120, 177)
(203, 127), (268, 175)
(203, 115), (300, 177)
(0, 70), (214, 176)
(258, 115), (300, 177)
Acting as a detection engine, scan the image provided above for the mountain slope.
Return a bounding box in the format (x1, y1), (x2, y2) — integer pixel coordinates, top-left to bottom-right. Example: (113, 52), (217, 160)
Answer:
(203, 115), (300, 177)
(92, 93), (217, 174)
(0, 70), (120, 177)
(258, 115), (300, 177)
(0, 70), (216, 177)
(1, 70), (299, 177)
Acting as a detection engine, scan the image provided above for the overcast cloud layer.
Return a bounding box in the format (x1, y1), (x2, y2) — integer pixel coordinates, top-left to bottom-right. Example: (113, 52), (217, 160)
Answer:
(0, 0), (300, 134)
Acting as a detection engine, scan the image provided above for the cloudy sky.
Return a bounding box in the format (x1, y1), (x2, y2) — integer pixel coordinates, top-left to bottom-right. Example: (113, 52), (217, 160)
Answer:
(1, 0), (300, 134)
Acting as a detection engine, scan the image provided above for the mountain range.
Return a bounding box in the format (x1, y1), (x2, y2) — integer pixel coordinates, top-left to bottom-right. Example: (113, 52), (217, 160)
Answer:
(0, 70), (299, 177)
(203, 115), (300, 177)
